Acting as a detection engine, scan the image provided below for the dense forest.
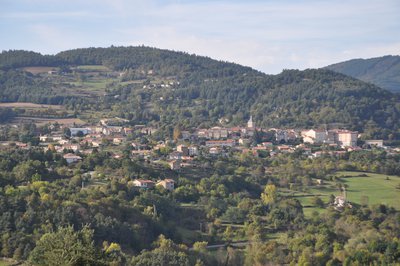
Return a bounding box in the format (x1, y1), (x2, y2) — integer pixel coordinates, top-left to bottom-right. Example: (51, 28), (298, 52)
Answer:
(0, 47), (400, 139)
(325, 55), (400, 93)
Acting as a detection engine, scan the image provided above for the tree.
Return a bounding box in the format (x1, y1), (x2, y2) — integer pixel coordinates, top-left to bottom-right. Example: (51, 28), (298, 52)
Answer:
(131, 235), (190, 266)
(311, 196), (324, 208)
(261, 184), (277, 205)
(173, 125), (182, 141)
(29, 225), (97, 265)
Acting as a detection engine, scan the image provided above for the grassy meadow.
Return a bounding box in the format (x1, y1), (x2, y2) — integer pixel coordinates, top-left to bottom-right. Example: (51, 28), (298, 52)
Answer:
(338, 171), (400, 209)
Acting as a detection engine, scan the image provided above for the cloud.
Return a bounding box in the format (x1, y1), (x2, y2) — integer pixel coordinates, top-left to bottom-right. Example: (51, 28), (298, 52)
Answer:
(1, 0), (399, 73)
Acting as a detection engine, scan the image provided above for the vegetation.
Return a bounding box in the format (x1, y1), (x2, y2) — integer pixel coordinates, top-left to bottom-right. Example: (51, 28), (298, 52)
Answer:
(326, 55), (400, 93)
(1, 47), (400, 139)
(0, 47), (400, 265)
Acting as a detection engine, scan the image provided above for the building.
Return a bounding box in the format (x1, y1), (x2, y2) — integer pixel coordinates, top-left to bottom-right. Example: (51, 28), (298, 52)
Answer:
(61, 144), (80, 152)
(209, 147), (221, 155)
(275, 130), (288, 143)
(169, 160), (181, 170)
(365, 140), (384, 148)
(177, 145), (189, 156)
(39, 135), (50, 142)
(247, 116), (254, 129)
(188, 146), (199, 156)
(336, 130), (358, 147)
(207, 127), (228, 139)
(132, 179), (155, 189)
(156, 179), (175, 191)
(63, 153), (82, 164)
(301, 129), (327, 144)
(113, 137), (126, 145)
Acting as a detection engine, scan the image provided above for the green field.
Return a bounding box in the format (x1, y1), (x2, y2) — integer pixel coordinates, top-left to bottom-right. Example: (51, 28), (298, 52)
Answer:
(286, 171), (400, 218)
(76, 65), (110, 71)
(338, 171), (400, 209)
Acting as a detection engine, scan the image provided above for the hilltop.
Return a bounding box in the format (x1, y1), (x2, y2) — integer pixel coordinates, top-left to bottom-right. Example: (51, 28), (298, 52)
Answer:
(325, 55), (400, 93)
(0, 47), (399, 139)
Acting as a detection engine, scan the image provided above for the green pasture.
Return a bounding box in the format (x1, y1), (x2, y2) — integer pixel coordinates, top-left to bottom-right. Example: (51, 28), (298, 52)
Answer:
(337, 171), (400, 209)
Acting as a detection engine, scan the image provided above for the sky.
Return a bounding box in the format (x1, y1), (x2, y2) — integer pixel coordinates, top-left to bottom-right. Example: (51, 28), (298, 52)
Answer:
(1, 0), (399, 74)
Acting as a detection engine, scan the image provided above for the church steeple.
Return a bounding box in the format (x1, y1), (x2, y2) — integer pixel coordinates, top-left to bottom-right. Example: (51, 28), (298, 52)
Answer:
(247, 115), (254, 128)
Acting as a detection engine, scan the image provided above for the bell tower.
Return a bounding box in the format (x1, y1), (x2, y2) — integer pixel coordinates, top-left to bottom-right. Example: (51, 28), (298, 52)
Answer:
(247, 116), (254, 128)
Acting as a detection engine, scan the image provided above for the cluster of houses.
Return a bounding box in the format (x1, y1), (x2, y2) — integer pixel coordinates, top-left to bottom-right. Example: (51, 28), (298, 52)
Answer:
(32, 116), (394, 170)
(9, 115), (391, 176)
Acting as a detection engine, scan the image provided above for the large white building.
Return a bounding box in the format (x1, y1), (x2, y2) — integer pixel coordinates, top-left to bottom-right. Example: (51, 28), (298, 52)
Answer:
(336, 130), (358, 147)
(302, 129), (358, 147)
(301, 129), (327, 144)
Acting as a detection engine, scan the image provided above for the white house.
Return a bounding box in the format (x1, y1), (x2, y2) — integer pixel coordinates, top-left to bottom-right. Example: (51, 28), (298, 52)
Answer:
(156, 179), (175, 191)
(132, 179), (155, 189)
(301, 129), (327, 144)
(63, 153), (82, 164)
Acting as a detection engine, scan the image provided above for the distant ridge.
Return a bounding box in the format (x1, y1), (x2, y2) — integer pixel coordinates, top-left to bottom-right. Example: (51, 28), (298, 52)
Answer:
(1, 46), (400, 139)
(325, 55), (400, 93)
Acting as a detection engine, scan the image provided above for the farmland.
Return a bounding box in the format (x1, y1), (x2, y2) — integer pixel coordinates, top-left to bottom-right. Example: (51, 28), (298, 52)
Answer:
(0, 102), (62, 109)
(338, 171), (400, 209)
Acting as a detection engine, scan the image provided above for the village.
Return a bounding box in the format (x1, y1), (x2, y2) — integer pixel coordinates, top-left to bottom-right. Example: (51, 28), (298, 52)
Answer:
(1, 115), (395, 196)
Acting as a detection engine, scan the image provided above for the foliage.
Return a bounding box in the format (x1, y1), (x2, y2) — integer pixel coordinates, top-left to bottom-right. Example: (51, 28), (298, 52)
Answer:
(28, 225), (97, 266)
(326, 55), (400, 93)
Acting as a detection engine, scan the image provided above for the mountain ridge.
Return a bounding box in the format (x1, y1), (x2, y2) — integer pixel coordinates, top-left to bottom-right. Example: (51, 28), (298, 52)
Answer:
(325, 55), (400, 93)
(0, 46), (399, 139)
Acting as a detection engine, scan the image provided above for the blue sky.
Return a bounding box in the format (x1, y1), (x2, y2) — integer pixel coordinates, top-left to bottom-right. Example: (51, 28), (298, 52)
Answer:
(1, 0), (399, 74)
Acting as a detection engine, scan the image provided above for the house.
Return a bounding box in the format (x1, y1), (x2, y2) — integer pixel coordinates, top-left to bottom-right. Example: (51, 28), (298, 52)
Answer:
(209, 147), (221, 155)
(140, 127), (157, 135)
(301, 129), (327, 144)
(177, 145), (189, 156)
(275, 130), (288, 143)
(61, 144), (80, 152)
(132, 179), (155, 189)
(207, 127), (228, 139)
(169, 151), (183, 160)
(63, 153), (82, 164)
(277, 145), (292, 152)
(181, 131), (191, 140)
(336, 130), (358, 147)
(156, 179), (175, 191)
(52, 135), (64, 141)
(123, 127), (133, 135)
(365, 140), (384, 148)
(169, 160), (181, 170)
(113, 137), (126, 145)
(188, 146), (199, 156)
(238, 138), (250, 145)
(39, 135), (50, 142)
(334, 196), (346, 209)
(81, 138), (101, 147)
(196, 129), (209, 139)
(58, 139), (69, 145)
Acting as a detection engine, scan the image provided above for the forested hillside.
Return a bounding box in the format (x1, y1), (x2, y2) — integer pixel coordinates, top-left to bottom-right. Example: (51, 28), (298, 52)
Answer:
(325, 55), (400, 93)
(1, 47), (400, 139)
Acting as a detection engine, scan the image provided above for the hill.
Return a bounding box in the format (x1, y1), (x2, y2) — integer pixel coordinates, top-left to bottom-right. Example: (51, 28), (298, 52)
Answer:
(0, 47), (399, 139)
(325, 55), (400, 93)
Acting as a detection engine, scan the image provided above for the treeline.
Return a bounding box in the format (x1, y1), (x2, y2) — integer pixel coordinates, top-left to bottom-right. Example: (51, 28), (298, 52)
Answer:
(0, 50), (63, 70)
